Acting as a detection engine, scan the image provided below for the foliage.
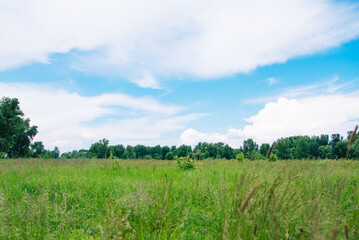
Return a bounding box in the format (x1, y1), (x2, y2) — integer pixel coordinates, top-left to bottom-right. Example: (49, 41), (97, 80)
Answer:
(89, 139), (109, 158)
(268, 153), (278, 162)
(236, 152), (244, 162)
(165, 152), (174, 160)
(0, 97), (38, 158)
(143, 155), (152, 160)
(175, 155), (196, 170)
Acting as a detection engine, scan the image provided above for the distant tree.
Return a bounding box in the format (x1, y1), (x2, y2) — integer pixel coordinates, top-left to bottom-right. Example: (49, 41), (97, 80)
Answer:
(308, 137), (320, 159)
(332, 140), (348, 159)
(109, 144), (125, 159)
(60, 152), (72, 159)
(30, 141), (45, 158)
(134, 145), (148, 159)
(165, 152), (174, 160)
(275, 138), (292, 159)
(207, 143), (218, 158)
(0, 97), (38, 158)
(75, 149), (89, 159)
(51, 147), (60, 159)
(259, 143), (270, 157)
(318, 134), (329, 146)
(330, 134), (343, 148)
(89, 139), (109, 158)
(295, 136), (309, 159)
(318, 145), (332, 159)
(243, 139), (258, 154)
(351, 138), (359, 159)
(150, 145), (162, 159)
(221, 144), (235, 159)
(161, 146), (170, 160)
(177, 144), (192, 157)
(122, 145), (135, 159)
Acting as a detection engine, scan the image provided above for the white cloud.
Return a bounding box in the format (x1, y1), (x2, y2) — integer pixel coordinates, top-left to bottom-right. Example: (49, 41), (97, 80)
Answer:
(267, 77), (278, 86)
(1, 0), (359, 79)
(180, 93), (359, 147)
(0, 82), (204, 152)
(131, 73), (161, 89)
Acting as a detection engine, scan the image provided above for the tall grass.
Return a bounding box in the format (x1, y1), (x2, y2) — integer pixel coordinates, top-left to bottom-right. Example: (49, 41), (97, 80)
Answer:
(0, 159), (358, 239)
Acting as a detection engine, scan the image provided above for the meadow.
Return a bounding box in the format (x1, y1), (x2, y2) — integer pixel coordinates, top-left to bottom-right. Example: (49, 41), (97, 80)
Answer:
(0, 159), (358, 239)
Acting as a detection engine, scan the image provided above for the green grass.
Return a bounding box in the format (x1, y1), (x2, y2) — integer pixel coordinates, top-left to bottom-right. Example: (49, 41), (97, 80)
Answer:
(0, 159), (358, 239)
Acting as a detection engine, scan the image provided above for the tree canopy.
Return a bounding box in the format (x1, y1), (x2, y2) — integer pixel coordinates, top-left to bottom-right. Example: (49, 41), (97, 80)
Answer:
(0, 97), (38, 158)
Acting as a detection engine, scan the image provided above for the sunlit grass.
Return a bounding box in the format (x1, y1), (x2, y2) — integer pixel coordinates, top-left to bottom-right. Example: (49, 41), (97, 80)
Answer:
(0, 159), (358, 239)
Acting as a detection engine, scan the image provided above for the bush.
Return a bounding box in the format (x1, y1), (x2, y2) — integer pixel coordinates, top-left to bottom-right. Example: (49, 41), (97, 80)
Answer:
(143, 155), (153, 160)
(268, 153), (278, 162)
(176, 156), (196, 170)
(165, 152), (174, 160)
(236, 152), (245, 162)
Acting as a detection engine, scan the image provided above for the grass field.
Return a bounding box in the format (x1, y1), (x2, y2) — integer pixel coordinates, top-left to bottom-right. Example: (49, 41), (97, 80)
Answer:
(0, 159), (358, 239)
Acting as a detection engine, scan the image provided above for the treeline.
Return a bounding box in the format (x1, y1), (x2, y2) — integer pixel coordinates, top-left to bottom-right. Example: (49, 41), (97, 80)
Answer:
(1, 96), (359, 160)
(55, 131), (359, 160)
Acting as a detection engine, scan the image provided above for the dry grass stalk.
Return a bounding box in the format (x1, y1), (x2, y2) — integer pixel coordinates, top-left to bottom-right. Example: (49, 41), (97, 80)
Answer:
(267, 142), (275, 159)
(153, 164), (156, 173)
(292, 174), (303, 180)
(346, 125), (358, 159)
(344, 223), (349, 240)
(240, 184), (259, 213)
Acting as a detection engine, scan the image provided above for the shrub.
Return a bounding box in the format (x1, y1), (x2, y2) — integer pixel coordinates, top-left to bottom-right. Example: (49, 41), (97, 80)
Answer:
(165, 152), (174, 160)
(108, 151), (117, 160)
(144, 155), (153, 160)
(236, 152), (245, 162)
(176, 155), (196, 170)
(268, 153), (278, 162)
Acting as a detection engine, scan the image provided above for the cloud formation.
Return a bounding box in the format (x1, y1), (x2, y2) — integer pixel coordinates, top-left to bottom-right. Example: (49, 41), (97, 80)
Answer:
(1, 0), (359, 80)
(0, 82), (204, 151)
(180, 90), (359, 147)
(131, 73), (161, 89)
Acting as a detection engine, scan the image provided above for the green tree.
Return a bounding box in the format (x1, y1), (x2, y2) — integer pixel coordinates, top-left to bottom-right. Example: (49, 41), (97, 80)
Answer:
(122, 145), (135, 159)
(30, 141), (45, 158)
(161, 146), (170, 160)
(89, 139), (109, 158)
(332, 140), (348, 159)
(318, 145), (332, 159)
(259, 143), (270, 157)
(51, 147), (60, 159)
(350, 138), (359, 159)
(0, 97), (38, 158)
(295, 136), (309, 159)
(243, 139), (258, 154)
(275, 138), (292, 159)
(177, 144), (192, 157)
(308, 137), (320, 159)
(165, 152), (174, 160)
(108, 144), (125, 159)
(134, 145), (148, 159)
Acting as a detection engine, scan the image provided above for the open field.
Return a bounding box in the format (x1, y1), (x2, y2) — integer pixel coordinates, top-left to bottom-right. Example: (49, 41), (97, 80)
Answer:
(0, 159), (358, 239)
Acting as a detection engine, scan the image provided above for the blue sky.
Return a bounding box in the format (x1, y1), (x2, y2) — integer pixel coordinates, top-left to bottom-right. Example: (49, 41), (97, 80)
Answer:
(1, 0), (359, 152)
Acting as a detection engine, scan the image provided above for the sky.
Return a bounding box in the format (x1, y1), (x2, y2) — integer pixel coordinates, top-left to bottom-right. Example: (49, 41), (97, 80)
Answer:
(1, 0), (359, 152)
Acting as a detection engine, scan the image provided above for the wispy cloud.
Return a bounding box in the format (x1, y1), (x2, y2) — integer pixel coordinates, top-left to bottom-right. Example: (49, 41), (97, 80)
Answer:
(1, 0), (359, 81)
(267, 77), (278, 86)
(246, 75), (354, 104)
